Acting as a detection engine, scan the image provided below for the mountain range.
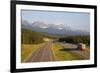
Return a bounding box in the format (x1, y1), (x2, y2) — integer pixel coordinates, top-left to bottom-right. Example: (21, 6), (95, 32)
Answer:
(21, 20), (89, 36)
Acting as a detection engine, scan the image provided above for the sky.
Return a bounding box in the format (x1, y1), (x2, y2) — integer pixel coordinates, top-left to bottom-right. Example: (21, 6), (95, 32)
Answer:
(21, 10), (90, 32)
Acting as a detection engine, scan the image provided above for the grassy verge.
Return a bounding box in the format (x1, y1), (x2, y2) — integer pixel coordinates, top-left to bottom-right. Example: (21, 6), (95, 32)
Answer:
(52, 43), (87, 61)
(21, 43), (44, 62)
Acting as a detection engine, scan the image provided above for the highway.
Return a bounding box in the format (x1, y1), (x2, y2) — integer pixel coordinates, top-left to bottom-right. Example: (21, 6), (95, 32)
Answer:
(25, 42), (55, 62)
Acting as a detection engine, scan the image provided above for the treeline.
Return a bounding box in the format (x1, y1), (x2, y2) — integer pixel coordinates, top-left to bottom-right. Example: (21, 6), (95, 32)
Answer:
(59, 35), (90, 45)
(21, 28), (44, 44)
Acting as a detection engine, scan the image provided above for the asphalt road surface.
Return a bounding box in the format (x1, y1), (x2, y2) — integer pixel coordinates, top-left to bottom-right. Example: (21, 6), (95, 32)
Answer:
(25, 42), (55, 62)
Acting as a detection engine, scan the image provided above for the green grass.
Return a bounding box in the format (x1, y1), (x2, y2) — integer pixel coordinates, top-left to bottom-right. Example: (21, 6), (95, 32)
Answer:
(21, 43), (44, 62)
(52, 43), (88, 61)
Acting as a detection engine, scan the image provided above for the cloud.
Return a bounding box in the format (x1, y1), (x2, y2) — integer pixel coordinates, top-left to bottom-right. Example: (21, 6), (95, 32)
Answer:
(39, 26), (48, 29)
(57, 27), (63, 30)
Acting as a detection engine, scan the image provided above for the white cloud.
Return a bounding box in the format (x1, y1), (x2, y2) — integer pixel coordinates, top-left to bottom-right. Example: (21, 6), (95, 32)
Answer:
(57, 27), (63, 30)
(39, 26), (48, 29)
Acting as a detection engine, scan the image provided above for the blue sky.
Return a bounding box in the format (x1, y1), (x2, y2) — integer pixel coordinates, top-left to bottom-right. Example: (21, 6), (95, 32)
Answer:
(21, 10), (90, 32)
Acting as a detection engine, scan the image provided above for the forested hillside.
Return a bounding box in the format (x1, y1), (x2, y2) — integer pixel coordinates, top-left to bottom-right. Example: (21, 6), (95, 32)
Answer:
(21, 28), (44, 44)
(59, 35), (90, 45)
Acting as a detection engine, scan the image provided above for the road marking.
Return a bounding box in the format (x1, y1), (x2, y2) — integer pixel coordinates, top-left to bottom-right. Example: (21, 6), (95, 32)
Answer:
(40, 42), (49, 61)
(24, 44), (45, 62)
(24, 45), (42, 62)
(30, 43), (46, 62)
(49, 42), (53, 61)
(51, 42), (56, 61)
